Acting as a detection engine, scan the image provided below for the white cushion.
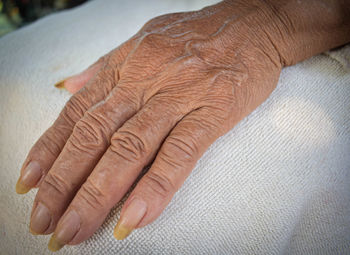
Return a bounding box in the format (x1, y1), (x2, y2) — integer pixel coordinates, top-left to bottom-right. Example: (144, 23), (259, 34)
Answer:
(0, 0), (349, 254)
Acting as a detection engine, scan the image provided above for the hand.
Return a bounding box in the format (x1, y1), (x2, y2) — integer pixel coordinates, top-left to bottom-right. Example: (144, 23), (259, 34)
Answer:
(15, 0), (350, 252)
(16, 1), (283, 251)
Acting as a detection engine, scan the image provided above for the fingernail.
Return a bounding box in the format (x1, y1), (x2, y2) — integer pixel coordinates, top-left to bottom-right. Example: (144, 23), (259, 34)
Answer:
(16, 161), (41, 194)
(54, 79), (67, 90)
(30, 202), (51, 234)
(48, 235), (64, 252)
(48, 210), (80, 252)
(114, 198), (147, 240)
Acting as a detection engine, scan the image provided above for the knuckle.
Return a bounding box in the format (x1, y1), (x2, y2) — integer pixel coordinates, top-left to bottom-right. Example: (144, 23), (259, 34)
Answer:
(76, 178), (107, 210)
(143, 171), (175, 198)
(94, 67), (116, 90)
(83, 110), (111, 136)
(68, 115), (108, 155)
(62, 94), (89, 125)
(42, 172), (70, 196)
(164, 135), (198, 163)
(110, 130), (146, 162)
(157, 151), (184, 170)
(189, 110), (225, 132)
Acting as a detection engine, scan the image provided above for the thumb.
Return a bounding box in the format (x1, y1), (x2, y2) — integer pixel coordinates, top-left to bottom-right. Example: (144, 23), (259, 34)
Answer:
(55, 58), (104, 94)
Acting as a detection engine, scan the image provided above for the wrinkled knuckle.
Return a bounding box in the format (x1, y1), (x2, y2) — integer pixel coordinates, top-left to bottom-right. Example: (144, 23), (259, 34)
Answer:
(143, 171), (175, 198)
(93, 69), (116, 92)
(42, 172), (70, 196)
(83, 110), (111, 136)
(62, 94), (89, 125)
(95, 65), (114, 82)
(68, 117), (108, 154)
(164, 135), (198, 163)
(76, 179), (107, 210)
(110, 130), (146, 162)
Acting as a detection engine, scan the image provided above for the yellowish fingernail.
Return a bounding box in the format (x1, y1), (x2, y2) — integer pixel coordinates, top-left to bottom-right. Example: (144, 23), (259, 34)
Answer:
(113, 221), (133, 240)
(15, 161), (41, 195)
(48, 234), (65, 252)
(15, 179), (31, 194)
(113, 198), (147, 240)
(47, 210), (80, 251)
(54, 79), (67, 90)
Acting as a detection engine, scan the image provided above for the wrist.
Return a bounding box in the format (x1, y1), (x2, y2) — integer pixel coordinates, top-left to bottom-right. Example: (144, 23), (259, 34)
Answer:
(258, 0), (350, 66)
(222, 0), (350, 67)
(209, 1), (285, 69)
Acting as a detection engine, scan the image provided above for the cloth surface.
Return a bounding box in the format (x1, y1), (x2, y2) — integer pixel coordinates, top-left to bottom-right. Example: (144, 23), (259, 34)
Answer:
(0, 0), (349, 254)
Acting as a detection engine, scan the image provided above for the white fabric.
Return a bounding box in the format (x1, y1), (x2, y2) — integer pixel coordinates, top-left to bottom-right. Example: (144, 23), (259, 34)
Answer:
(0, 0), (349, 254)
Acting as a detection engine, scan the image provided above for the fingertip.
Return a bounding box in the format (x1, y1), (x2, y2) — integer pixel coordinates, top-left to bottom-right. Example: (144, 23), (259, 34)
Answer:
(54, 78), (79, 94)
(54, 79), (67, 90)
(64, 79), (82, 94)
(113, 221), (133, 240)
(113, 198), (147, 240)
(16, 161), (41, 194)
(48, 234), (65, 252)
(55, 60), (104, 94)
(30, 202), (52, 235)
(15, 179), (31, 194)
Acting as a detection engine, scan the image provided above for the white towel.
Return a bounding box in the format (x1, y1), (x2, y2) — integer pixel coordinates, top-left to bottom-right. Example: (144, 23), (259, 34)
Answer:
(0, 0), (349, 254)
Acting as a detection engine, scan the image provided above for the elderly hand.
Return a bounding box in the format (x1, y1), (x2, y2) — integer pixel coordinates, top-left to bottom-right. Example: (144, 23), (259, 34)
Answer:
(15, 0), (350, 252)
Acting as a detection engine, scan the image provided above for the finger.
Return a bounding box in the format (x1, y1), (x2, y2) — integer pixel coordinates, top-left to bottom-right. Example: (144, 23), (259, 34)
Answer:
(16, 57), (111, 195)
(16, 43), (133, 195)
(47, 98), (188, 251)
(114, 107), (223, 240)
(55, 60), (103, 94)
(29, 84), (141, 235)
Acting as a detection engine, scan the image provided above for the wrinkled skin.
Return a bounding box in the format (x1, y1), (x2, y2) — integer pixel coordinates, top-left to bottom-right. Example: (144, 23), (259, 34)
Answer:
(15, 0), (350, 251)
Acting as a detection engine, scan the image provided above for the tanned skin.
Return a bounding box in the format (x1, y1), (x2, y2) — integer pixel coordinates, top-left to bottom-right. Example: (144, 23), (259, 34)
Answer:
(15, 0), (350, 251)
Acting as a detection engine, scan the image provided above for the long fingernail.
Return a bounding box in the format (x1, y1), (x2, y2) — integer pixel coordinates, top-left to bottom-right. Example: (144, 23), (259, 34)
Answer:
(54, 79), (67, 90)
(16, 161), (41, 194)
(30, 202), (51, 234)
(114, 198), (147, 240)
(48, 210), (80, 252)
